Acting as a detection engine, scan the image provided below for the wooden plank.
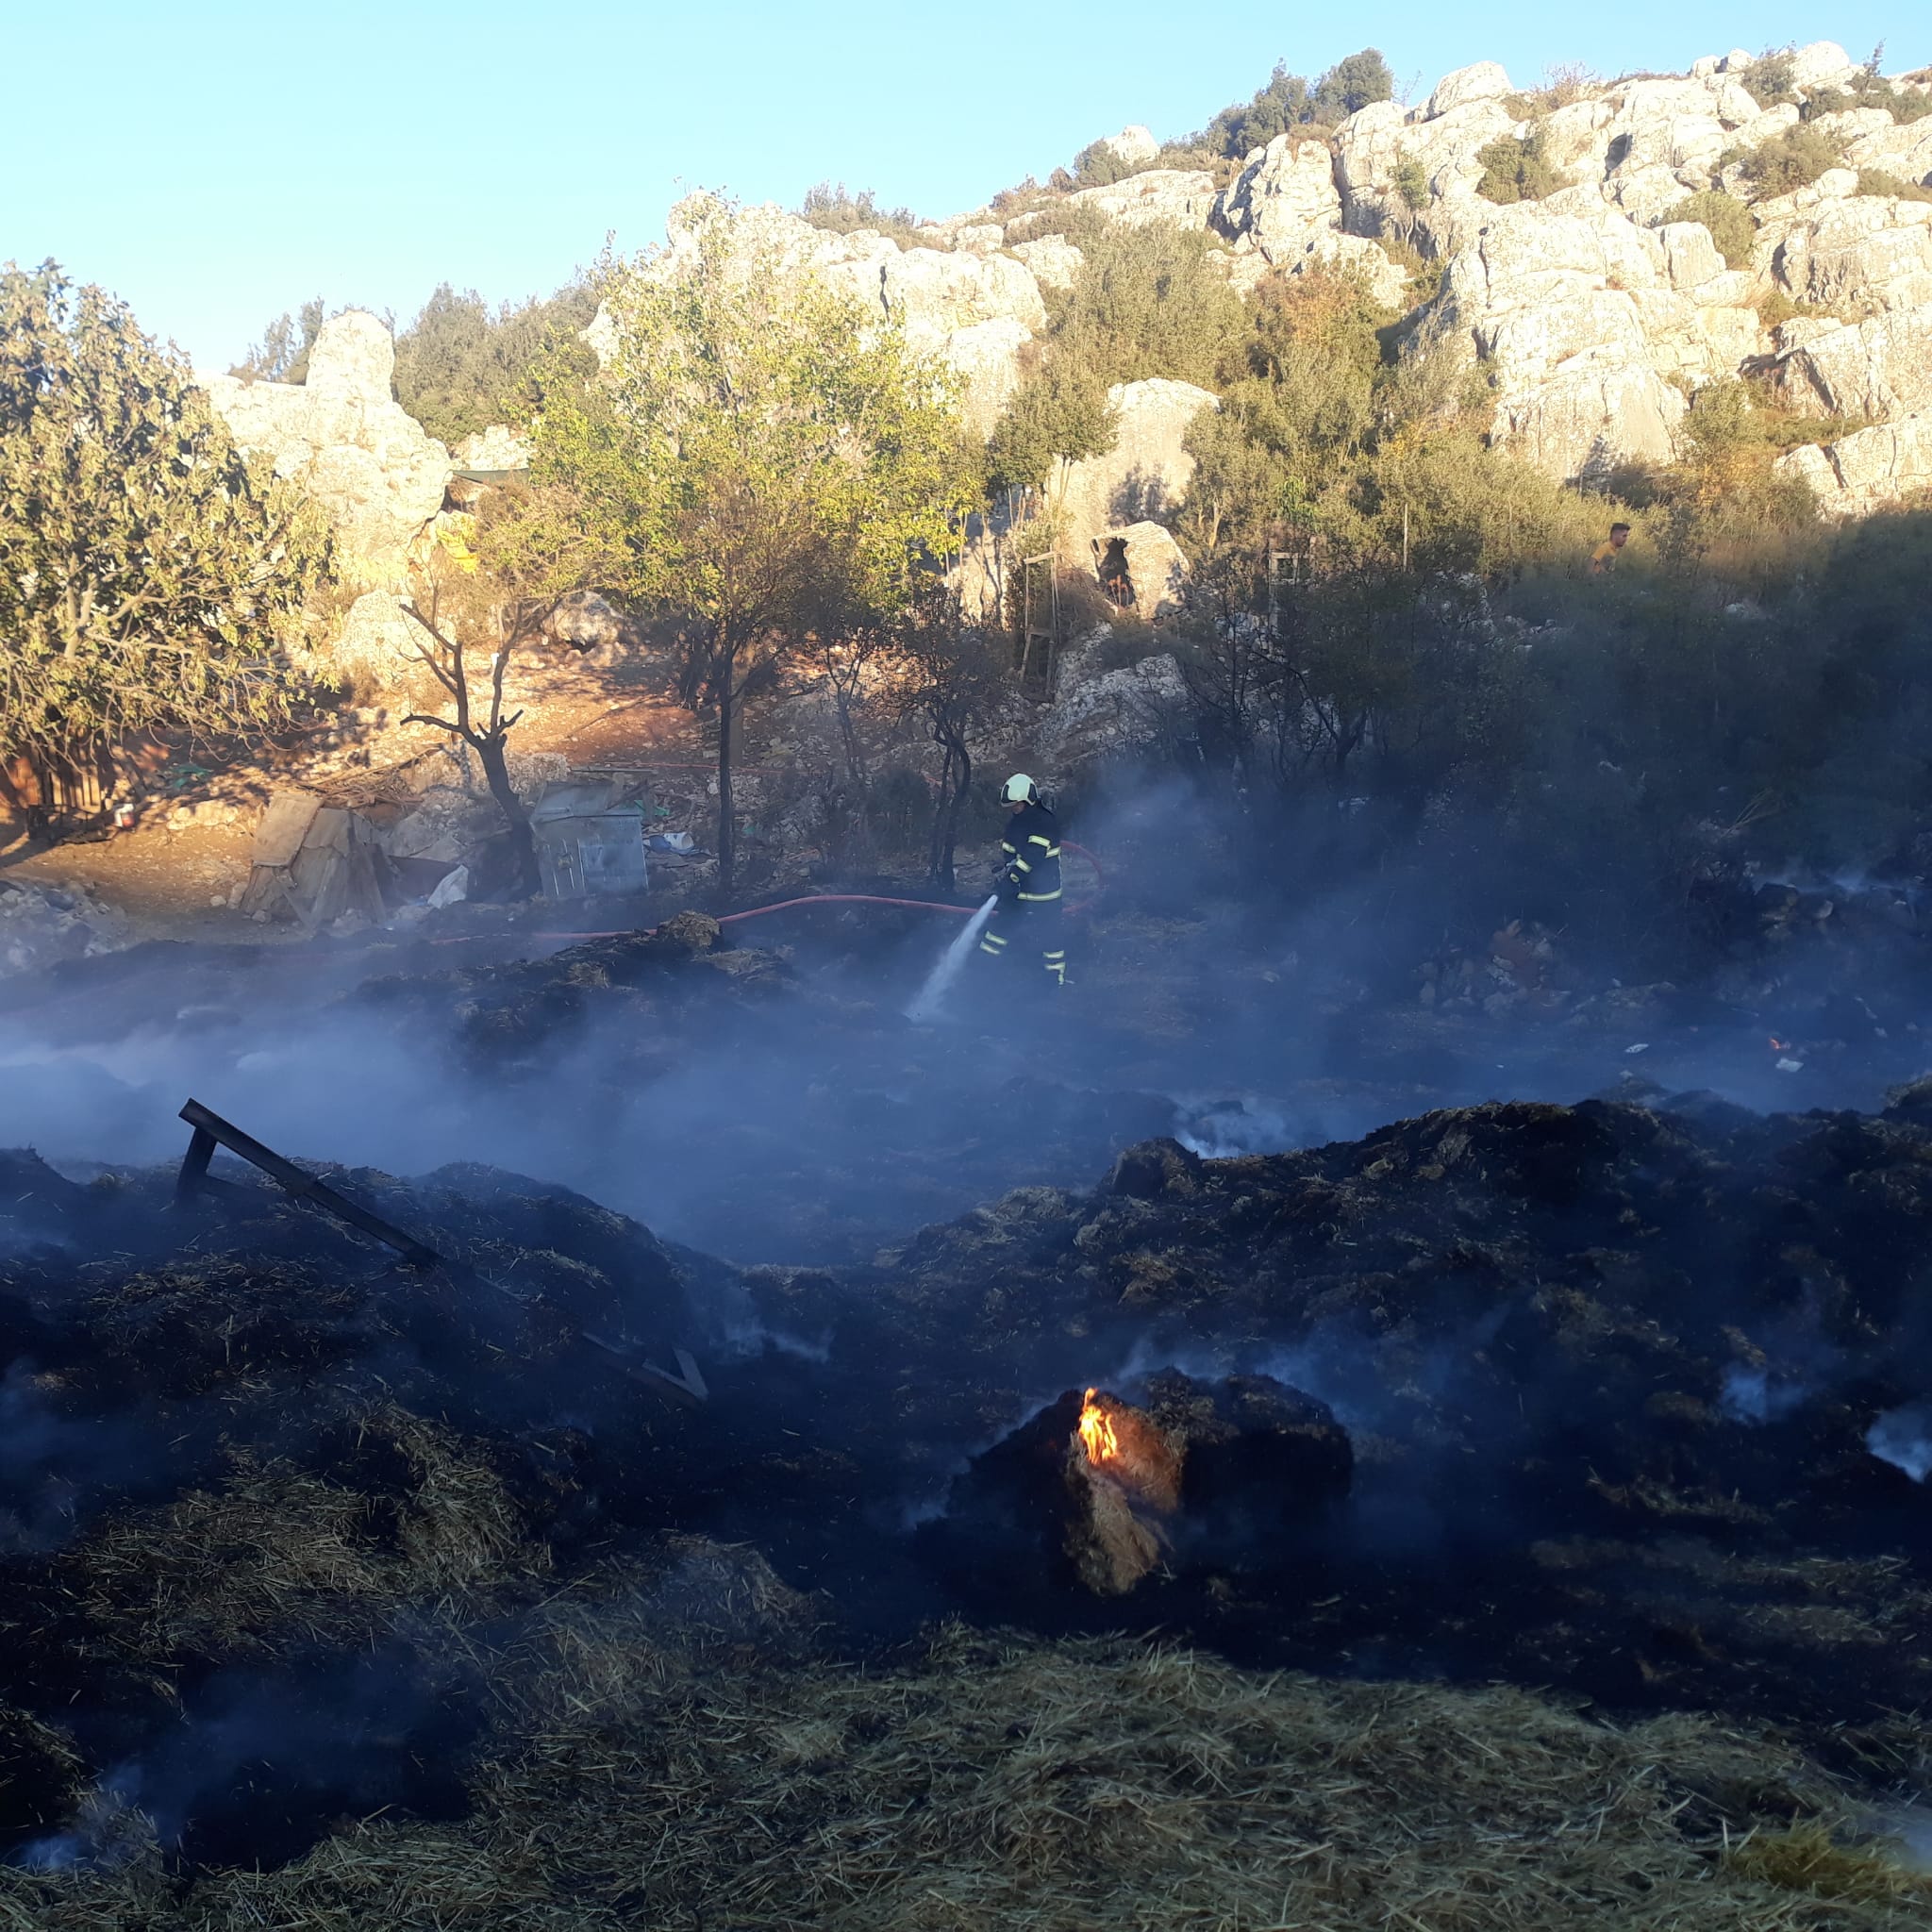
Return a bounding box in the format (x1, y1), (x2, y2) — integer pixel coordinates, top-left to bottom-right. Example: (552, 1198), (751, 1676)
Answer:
(175, 1098), (708, 1405)
(178, 1099), (441, 1267)
(250, 790), (323, 868)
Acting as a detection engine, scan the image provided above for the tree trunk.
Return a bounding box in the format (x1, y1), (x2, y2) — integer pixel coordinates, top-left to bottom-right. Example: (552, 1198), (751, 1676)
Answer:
(927, 745), (953, 884)
(716, 674), (736, 899)
(937, 736), (972, 891)
(476, 733), (539, 896)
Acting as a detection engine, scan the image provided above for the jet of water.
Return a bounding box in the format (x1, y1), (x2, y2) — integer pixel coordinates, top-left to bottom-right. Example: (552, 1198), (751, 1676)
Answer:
(907, 895), (999, 1023)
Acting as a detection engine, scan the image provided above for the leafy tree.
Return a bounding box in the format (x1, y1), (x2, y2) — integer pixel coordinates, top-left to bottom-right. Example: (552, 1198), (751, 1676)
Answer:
(983, 358), (1116, 512)
(0, 262), (332, 795)
(1311, 49), (1396, 122)
(231, 297), (325, 383)
(1054, 223), (1247, 390)
(1740, 49), (1799, 109)
(537, 201), (974, 892)
(1647, 379), (1820, 560)
(400, 481), (620, 895)
(1071, 140), (1135, 188)
(1198, 49), (1392, 158)
(393, 277), (602, 447)
(1659, 191), (1757, 268)
(1857, 168), (1932, 204)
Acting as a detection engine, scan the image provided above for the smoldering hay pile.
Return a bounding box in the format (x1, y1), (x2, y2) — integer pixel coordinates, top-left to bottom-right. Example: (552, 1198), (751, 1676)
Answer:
(3, 929), (1932, 1923)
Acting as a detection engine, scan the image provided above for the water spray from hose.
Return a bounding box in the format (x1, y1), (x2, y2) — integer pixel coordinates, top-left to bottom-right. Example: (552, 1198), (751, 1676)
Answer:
(906, 895), (999, 1024)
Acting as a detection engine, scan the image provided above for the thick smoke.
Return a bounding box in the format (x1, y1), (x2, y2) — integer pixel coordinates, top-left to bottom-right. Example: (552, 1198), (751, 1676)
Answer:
(1867, 1403), (1932, 1483)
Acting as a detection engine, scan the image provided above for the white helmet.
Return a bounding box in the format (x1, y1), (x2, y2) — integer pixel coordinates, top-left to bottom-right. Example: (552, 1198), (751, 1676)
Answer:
(1001, 773), (1040, 806)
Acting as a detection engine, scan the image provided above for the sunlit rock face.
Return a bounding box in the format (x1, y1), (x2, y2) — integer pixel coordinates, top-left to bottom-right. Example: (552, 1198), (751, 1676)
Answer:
(200, 311), (451, 587)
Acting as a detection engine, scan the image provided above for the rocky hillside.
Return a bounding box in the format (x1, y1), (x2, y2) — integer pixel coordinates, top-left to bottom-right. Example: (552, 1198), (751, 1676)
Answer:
(195, 39), (1932, 679)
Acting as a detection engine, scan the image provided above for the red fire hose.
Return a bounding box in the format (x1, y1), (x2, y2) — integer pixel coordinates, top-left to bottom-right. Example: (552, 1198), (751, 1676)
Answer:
(427, 844), (1106, 944)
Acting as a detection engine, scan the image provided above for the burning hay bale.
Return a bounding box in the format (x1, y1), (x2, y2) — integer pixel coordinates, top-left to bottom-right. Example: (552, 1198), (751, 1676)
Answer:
(932, 1372), (1352, 1602)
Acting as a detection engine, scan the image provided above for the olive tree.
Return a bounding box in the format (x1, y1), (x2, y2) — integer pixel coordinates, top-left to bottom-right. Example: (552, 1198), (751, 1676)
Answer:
(0, 262), (331, 793)
(538, 201), (974, 892)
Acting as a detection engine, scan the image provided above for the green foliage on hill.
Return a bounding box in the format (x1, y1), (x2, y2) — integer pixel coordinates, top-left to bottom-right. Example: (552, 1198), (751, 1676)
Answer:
(1731, 123), (1840, 199)
(1, 263), (331, 773)
(1197, 49), (1394, 159)
(1053, 225), (1247, 390)
(1857, 167), (1932, 203)
(1475, 127), (1560, 204)
(1071, 140), (1140, 188)
(231, 297), (325, 383)
(393, 279), (603, 448)
(799, 182), (922, 242)
(1660, 191), (1757, 268)
(1740, 49), (1799, 109)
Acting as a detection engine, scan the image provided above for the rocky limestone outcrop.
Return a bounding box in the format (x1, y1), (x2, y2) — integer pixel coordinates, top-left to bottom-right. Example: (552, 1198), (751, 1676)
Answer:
(1428, 201), (1749, 478)
(1214, 134), (1341, 255)
(452, 425), (534, 471)
(200, 312), (451, 587)
(1037, 628), (1191, 768)
(1762, 304), (1932, 419)
(610, 196), (1051, 435)
(1209, 133), (1411, 308)
(1766, 194), (1932, 314)
(1844, 115), (1932, 187)
(1090, 521), (1189, 622)
(331, 591), (422, 688)
(1058, 169), (1217, 231)
(1096, 125), (1161, 168)
(1009, 236), (1084, 291)
(1056, 378), (1219, 547)
(1775, 415), (1932, 515)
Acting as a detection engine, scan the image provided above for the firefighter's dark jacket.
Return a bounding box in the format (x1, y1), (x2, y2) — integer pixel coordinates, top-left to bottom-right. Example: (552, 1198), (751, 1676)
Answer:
(997, 803), (1062, 905)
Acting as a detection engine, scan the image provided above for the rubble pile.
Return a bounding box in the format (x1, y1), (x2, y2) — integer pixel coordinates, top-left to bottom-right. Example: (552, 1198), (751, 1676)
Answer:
(0, 880), (131, 976)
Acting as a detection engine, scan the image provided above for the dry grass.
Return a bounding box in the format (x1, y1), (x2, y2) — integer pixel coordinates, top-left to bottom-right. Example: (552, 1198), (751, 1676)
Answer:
(8, 1544), (1927, 1930)
(68, 1407), (544, 1665)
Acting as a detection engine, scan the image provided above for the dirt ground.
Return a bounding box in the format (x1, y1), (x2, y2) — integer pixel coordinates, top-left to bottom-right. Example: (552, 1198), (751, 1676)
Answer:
(0, 652), (708, 945)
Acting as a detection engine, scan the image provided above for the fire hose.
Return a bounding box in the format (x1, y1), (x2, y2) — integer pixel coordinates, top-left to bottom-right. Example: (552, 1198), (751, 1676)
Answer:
(429, 841), (1106, 944)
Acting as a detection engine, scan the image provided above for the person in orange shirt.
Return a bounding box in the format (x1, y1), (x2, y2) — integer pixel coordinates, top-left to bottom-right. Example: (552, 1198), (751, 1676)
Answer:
(1591, 523), (1632, 574)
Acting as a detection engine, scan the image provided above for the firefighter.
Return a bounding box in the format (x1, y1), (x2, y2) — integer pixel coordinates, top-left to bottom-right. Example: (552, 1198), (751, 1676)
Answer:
(979, 774), (1066, 989)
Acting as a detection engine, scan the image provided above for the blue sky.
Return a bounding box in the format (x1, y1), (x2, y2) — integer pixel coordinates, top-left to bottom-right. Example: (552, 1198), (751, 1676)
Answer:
(5, 2), (1927, 370)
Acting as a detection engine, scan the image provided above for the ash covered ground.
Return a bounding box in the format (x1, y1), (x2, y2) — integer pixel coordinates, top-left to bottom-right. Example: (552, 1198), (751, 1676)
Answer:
(2, 829), (1931, 1928)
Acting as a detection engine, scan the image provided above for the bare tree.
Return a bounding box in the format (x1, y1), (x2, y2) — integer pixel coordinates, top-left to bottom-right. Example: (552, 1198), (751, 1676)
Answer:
(401, 482), (618, 897)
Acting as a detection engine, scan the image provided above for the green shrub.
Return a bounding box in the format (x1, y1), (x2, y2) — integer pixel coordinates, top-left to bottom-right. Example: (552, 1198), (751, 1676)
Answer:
(1735, 124), (1840, 198)
(799, 183), (921, 244)
(1475, 128), (1560, 204)
(1659, 191), (1757, 268)
(1857, 166), (1932, 202)
(1071, 140), (1139, 189)
(1391, 157), (1429, 211)
(1740, 49), (1798, 109)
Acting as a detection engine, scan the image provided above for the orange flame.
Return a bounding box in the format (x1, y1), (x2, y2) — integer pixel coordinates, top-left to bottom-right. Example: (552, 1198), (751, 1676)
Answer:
(1078, 1388), (1119, 1465)
(1770, 1035), (1790, 1051)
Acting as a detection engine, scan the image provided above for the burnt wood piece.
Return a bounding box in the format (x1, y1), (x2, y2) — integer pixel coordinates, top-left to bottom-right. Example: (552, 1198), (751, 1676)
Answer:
(177, 1099), (441, 1265)
(174, 1098), (707, 1406)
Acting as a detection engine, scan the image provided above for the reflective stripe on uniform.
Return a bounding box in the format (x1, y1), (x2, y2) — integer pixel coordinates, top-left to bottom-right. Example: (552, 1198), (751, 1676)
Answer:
(1011, 856), (1031, 872)
(979, 930), (1008, 955)
(1017, 889), (1061, 902)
